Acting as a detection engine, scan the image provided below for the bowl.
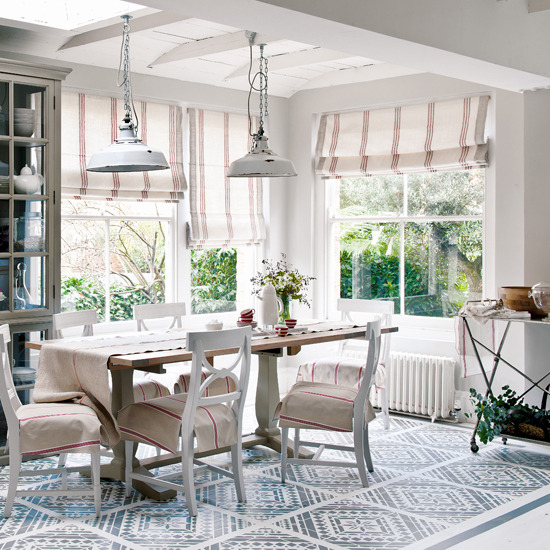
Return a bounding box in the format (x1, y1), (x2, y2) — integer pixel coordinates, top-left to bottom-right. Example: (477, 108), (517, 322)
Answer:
(498, 286), (547, 316)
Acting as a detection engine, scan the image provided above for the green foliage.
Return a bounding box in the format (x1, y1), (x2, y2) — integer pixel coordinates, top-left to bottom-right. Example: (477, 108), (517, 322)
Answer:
(191, 248), (237, 314)
(467, 386), (550, 445)
(61, 275), (159, 321)
(251, 253), (315, 306)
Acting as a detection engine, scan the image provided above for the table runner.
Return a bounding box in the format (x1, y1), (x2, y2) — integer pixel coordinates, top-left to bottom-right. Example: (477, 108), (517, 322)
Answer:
(33, 333), (188, 447)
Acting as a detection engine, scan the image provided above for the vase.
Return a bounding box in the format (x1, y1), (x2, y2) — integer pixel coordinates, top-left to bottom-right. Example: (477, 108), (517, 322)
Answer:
(278, 294), (292, 323)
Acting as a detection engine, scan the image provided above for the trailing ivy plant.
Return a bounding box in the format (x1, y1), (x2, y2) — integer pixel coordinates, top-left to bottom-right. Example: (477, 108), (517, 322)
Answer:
(468, 385), (550, 445)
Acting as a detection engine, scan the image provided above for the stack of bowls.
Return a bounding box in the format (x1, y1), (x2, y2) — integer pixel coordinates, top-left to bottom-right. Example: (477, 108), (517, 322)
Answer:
(14, 108), (35, 137)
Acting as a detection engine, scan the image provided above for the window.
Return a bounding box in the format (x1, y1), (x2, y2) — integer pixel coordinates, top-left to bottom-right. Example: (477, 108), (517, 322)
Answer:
(328, 169), (484, 317)
(61, 200), (175, 321)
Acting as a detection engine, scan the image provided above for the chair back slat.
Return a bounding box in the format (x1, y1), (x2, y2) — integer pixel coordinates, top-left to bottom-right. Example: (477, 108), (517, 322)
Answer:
(356, 319), (382, 403)
(184, 327), (251, 427)
(133, 302), (186, 332)
(0, 325), (22, 426)
(52, 310), (98, 339)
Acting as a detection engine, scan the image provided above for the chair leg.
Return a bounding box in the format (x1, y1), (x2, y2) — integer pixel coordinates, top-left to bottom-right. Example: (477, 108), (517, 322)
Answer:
(353, 424), (369, 488)
(91, 453), (101, 517)
(4, 449), (21, 518)
(124, 441), (133, 497)
(380, 386), (390, 430)
(231, 441), (246, 503)
(280, 427), (289, 483)
(58, 452), (68, 468)
(293, 428), (300, 459)
(363, 423), (374, 473)
(181, 433), (197, 517)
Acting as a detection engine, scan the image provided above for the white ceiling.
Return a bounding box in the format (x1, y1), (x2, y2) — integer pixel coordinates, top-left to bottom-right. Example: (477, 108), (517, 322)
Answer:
(0, 3), (420, 98)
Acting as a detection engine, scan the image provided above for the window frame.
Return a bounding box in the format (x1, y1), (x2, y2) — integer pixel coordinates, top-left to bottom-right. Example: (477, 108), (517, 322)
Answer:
(325, 170), (486, 321)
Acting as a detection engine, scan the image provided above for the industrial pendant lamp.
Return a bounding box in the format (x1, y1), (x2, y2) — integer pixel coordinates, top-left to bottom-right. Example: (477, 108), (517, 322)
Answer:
(227, 32), (296, 178)
(87, 15), (169, 173)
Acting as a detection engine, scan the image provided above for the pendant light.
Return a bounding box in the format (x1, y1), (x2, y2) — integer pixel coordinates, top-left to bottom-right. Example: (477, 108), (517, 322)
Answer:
(227, 33), (296, 178)
(87, 15), (169, 173)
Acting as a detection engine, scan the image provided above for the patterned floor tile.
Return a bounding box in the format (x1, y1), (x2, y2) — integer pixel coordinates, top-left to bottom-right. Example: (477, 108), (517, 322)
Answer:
(395, 425), (473, 451)
(275, 499), (449, 550)
(354, 478), (512, 523)
(419, 456), (550, 497)
(198, 474), (336, 522)
(84, 499), (251, 549)
(0, 505), (63, 541)
(205, 527), (333, 550)
(482, 445), (550, 470)
(369, 443), (457, 472)
(0, 523), (128, 550)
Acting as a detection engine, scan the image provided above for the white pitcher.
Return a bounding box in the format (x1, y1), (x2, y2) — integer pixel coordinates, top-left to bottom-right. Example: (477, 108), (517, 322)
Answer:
(14, 165), (44, 194)
(257, 283), (280, 327)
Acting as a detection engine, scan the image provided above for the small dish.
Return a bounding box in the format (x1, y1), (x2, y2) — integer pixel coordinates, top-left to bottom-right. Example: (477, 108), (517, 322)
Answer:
(237, 320), (257, 328)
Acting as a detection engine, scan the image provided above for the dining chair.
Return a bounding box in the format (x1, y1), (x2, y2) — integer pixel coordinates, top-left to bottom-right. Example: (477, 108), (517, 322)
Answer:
(52, 310), (170, 402)
(337, 298), (394, 429)
(118, 326), (252, 516)
(277, 319), (381, 488)
(0, 324), (104, 518)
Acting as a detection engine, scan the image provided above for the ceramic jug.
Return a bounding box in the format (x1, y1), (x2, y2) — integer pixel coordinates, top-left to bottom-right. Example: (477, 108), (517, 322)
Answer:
(257, 283), (280, 327)
(14, 165), (43, 194)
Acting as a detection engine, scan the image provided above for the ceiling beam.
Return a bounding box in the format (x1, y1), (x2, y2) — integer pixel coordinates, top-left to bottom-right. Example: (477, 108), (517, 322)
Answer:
(528, 0), (550, 13)
(224, 47), (364, 80)
(149, 30), (276, 67)
(58, 12), (191, 51)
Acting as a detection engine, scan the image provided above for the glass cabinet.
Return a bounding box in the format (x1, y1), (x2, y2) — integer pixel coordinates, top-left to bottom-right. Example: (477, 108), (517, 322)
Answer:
(0, 59), (69, 458)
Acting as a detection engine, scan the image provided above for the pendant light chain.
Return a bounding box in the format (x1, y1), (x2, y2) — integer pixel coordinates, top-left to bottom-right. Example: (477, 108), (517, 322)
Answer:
(117, 15), (138, 132)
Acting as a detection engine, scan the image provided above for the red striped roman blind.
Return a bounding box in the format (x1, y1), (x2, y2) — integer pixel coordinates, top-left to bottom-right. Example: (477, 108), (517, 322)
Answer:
(61, 92), (185, 201)
(187, 108), (266, 249)
(315, 95), (489, 178)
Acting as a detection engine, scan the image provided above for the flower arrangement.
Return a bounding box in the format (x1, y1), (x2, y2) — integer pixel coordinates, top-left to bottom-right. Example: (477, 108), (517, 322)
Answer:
(251, 254), (315, 307)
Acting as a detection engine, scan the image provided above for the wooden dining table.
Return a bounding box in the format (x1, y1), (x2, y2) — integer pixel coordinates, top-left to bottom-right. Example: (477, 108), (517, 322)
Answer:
(27, 322), (397, 500)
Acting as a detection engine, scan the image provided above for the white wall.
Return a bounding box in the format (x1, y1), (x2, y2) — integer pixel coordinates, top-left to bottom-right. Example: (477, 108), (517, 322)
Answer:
(283, 72), (531, 400)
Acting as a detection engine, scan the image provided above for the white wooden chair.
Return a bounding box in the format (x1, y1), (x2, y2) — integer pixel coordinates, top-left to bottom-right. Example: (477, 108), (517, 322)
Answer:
(52, 310), (170, 402)
(118, 327), (252, 516)
(133, 302), (186, 332)
(278, 320), (381, 487)
(0, 324), (103, 518)
(337, 298), (394, 429)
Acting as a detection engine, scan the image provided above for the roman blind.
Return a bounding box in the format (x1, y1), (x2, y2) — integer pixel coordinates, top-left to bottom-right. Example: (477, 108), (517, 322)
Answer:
(62, 92), (185, 201)
(187, 108), (266, 249)
(315, 95), (489, 178)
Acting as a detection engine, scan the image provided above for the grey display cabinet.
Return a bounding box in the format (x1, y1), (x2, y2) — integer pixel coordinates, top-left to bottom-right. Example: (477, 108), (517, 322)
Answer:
(0, 59), (70, 457)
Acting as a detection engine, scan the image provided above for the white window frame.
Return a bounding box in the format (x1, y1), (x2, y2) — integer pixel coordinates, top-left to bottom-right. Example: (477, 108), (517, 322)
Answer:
(61, 205), (177, 322)
(325, 171), (485, 325)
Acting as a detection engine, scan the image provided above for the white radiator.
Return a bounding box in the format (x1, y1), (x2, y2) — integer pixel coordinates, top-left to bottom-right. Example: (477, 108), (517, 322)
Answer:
(371, 352), (456, 421)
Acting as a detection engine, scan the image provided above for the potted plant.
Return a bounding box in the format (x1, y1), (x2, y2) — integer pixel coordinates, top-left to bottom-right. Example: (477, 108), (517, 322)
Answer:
(468, 385), (550, 445)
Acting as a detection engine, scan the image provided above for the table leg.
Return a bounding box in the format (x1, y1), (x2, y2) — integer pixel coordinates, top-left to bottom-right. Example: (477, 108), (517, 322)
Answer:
(252, 352), (313, 458)
(102, 369), (177, 500)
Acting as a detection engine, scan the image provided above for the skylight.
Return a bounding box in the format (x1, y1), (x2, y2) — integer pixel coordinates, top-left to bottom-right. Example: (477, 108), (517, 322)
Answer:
(2, 0), (143, 31)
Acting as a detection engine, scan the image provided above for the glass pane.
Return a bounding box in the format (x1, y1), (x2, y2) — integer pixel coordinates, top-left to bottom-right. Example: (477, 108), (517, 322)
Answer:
(0, 259), (8, 310)
(0, 81), (8, 137)
(14, 144), (46, 195)
(61, 199), (173, 217)
(14, 256), (45, 310)
(191, 249), (237, 314)
(338, 222), (401, 312)
(407, 170), (484, 216)
(14, 200), (45, 252)
(109, 219), (168, 321)
(404, 221), (483, 317)
(0, 200), (9, 253)
(0, 142), (9, 194)
(13, 83), (45, 139)
(338, 176), (404, 217)
(61, 219), (107, 318)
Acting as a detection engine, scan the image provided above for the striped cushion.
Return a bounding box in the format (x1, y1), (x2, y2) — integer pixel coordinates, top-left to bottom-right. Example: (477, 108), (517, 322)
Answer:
(17, 403), (104, 455)
(118, 394), (237, 453)
(174, 370), (236, 396)
(276, 381), (375, 432)
(133, 378), (171, 402)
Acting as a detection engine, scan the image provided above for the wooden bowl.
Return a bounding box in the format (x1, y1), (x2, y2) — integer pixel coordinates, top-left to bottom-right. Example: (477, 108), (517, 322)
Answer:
(497, 286), (546, 316)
